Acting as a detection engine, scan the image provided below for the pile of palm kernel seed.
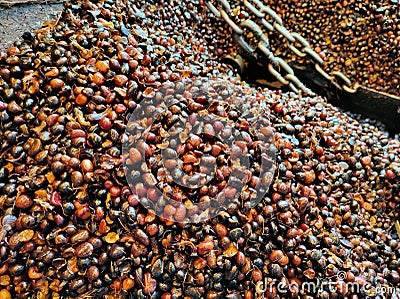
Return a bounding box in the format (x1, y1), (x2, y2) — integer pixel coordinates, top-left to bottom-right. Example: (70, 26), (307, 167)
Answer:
(0, 0), (399, 298)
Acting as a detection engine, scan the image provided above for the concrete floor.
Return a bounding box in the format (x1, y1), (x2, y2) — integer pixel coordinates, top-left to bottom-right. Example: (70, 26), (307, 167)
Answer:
(0, 2), (63, 50)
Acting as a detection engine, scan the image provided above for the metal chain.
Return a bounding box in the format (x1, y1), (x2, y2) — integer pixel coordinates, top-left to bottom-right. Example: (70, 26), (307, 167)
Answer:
(204, 0), (358, 95)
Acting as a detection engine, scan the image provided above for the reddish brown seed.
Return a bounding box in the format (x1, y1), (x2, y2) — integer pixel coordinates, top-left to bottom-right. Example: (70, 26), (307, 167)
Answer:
(99, 117), (112, 130)
(92, 72), (105, 85)
(164, 204), (176, 216)
(303, 170), (316, 185)
(75, 94), (88, 106)
(28, 266), (43, 280)
(109, 108), (118, 120)
(194, 272), (205, 286)
(114, 75), (128, 87)
(182, 164), (193, 173)
(346, 271), (355, 282)
(45, 68), (59, 78)
(362, 202), (372, 212)
(69, 157), (81, 168)
(236, 251), (246, 266)
(128, 194), (139, 206)
(71, 171), (84, 187)
(206, 250), (217, 268)
(53, 214), (64, 227)
(187, 134), (201, 147)
(45, 114), (59, 126)
(252, 269), (263, 283)
(177, 144), (186, 155)
(94, 207), (105, 222)
(198, 240), (214, 255)
(211, 145), (221, 156)
(270, 250), (284, 263)
(75, 205), (91, 220)
(143, 273), (156, 295)
(214, 223), (227, 237)
(161, 293), (172, 299)
(361, 156), (371, 166)
(160, 72), (169, 81)
(204, 123), (215, 136)
(183, 153), (198, 164)
(15, 194), (33, 209)
(81, 159), (94, 172)
(9, 233), (21, 250)
(70, 129), (86, 139)
(110, 279), (121, 291)
(145, 213), (156, 225)
(274, 103), (284, 113)
(135, 183), (147, 197)
(169, 73), (180, 81)
(213, 121), (224, 131)
(194, 257), (207, 269)
(146, 224), (158, 236)
(244, 290), (253, 299)
(303, 268), (315, 279)
(129, 59), (139, 70)
(135, 229), (149, 246)
(50, 191), (62, 206)
(50, 78), (65, 89)
(277, 254), (289, 266)
(224, 186), (237, 199)
(0, 264), (8, 275)
(98, 219), (109, 234)
(223, 242), (238, 257)
(386, 169), (395, 179)
(118, 51), (130, 61)
(129, 148), (142, 164)
(109, 58), (120, 69)
(96, 60), (110, 73)
(122, 277), (135, 291)
(142, 55), (152, 66)
(115, 104), (127, 114)
(109, 186), (121, 197)
(18, 229), (34, 242)
(147, 188), (159, 201)
(174, 204), (186, 222)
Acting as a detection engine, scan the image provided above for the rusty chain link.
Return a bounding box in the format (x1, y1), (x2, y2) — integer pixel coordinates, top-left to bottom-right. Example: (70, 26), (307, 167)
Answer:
(204, 0), (358, 95)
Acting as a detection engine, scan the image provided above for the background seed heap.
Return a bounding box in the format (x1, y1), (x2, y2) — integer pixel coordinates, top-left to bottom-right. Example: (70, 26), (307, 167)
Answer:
(207, 0), (400, 95)
(0, 0), (399, 298)
(267, 0), (400, 96)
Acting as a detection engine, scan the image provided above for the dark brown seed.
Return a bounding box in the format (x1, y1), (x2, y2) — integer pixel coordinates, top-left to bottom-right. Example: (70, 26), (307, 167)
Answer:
(87, 266), (100, 281)
(135, 229), (149, 246)
(71, 230), (90, 244)
(108, 244), (125, 260)
(74, 242), (93, 258)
